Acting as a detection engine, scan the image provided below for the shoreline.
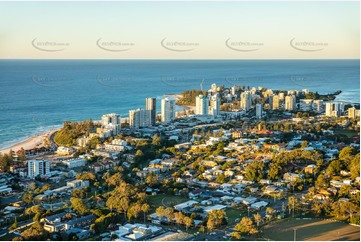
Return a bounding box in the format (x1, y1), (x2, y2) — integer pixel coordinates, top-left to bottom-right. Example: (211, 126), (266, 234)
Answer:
(0, 129), (59, 154)
(164, 93), (196, 112)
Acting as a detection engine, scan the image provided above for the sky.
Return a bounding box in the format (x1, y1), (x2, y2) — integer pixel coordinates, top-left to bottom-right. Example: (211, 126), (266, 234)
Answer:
(0, 1), (359, 59)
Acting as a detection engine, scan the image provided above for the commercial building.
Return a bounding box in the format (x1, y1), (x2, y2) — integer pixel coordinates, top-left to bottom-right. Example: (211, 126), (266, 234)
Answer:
(196, 94), (209, 115)
(146, 98), (157, 126)
(161, 98), (175, 123)
(28, 159), (50, 179)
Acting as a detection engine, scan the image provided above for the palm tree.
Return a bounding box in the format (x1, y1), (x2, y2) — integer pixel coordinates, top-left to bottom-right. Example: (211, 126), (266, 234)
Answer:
(141, 203), (151, 223)
(253, 213), (263, 228)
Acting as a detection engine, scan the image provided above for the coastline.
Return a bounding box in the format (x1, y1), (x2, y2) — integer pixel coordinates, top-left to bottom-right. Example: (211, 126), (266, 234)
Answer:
(0, 129), (59, 154)
(164, 93), (196, 112)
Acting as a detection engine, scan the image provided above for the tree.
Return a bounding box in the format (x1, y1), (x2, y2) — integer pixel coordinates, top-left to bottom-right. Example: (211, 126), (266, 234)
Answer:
(206, 210), (226, 231)
(174, 212), (185, 225)
(127, 203), (141, 221)
(22, 190), (34, 204)
(288, 196), (301, 216)
(119, 197), (130, 220)
(70, 197), (89, 215)
(339, 146), (355, 165)
(253, 213), (263, 227)
(71, 189), (86, 199)
(146, 172), (159, 186)
(9, 218), (18, 231)
(152, 134), (162, 147)
(141, 203), (151, 223)
(215, 173), (226, 184)
(245, 161), (264, 182)
(183, 216), (193, 231)
(230, 232), (241, 240)
(76, 172), (96, 181)
(350, 154), (360, 179)
(156, 206), (166, 220)
(20, 222), (48, 240)
(234, 217), (258, 235)
(106, 172), (123, 187)
(311, 199), (324, 217)
(198, 225), (206, 234)
(326, 160), (342, 176)
(19, 148), (26, 161)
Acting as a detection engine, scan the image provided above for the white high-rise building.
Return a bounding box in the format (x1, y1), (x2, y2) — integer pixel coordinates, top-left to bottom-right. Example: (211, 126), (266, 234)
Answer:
(348, 107), (360, 119)
(161, 98), (175, 123)
(196, 95), (209, 115)
(240, 91), (251, 111)
(101, 113), (121, 126)
(28, 160), (50, 179)
(313, 100), (324, 112)
(129, 108), (151, 128)
(278, 92), (285, 100)
(325, 102), (344, 117)
(269, 94), (280, 110)
(146, 98), (157, 126)
(209, 94), (220, 116)
(231, 86), (237, 96)
(256, 103), (263, 119)
(285, 95), (296, 111)
(299, 99), (313, 111)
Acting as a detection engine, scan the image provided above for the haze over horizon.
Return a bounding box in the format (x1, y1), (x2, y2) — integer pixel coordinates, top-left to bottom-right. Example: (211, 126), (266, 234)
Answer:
(0, 1), (359, 59)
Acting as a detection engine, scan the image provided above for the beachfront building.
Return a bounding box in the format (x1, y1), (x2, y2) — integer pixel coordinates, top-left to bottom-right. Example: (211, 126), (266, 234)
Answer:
(161, 98), (175, 123)
(28, 159), (50, 179)
(56, 146), (74, 155)
(101, 113), (122, 135)
(129, 108), (152, 129)
(299, 99), (313, 111)
(208, 94), (220, 116)
(313, 100), (324, 113)
(278, 92), (285, 101)
(62, 158), (86, 169)
(196, 94), (209, 115)
(146, 98), (157, 126)
(285, 95), (296, 111)
(325, 102), (344, 117)
(348, 107), (360, 119)
(269, 94), (280, 110)
(240, 91), (251, 111)
(101, 113), (121, 126)
(256, 103), (263, 119)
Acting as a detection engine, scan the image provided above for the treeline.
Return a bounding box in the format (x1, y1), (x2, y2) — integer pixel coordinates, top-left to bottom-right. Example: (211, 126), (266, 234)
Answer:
(176, 89), (207, 106)
(54, 119), (97, 146)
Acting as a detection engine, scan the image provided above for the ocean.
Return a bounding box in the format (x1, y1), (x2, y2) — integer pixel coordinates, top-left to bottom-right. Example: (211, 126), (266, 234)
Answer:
(0, 59), (359, 150)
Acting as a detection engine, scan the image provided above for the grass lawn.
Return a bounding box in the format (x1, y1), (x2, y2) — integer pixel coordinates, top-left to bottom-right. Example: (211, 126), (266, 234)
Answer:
(263, 218), (360, 241)
(226, 207), (247, 225)
(334, 129), (358, 138)
(148, 194), (189, 212)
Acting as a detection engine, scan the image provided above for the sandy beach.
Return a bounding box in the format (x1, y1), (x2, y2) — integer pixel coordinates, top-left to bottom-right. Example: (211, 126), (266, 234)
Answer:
(164, 93), (196, 112)
(0, 129), (59, 154)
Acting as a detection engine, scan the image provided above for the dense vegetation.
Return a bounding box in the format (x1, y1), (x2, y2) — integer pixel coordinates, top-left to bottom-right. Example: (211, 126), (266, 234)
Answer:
(54, 120), (97, 146)
(176, 89), (207, 106)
